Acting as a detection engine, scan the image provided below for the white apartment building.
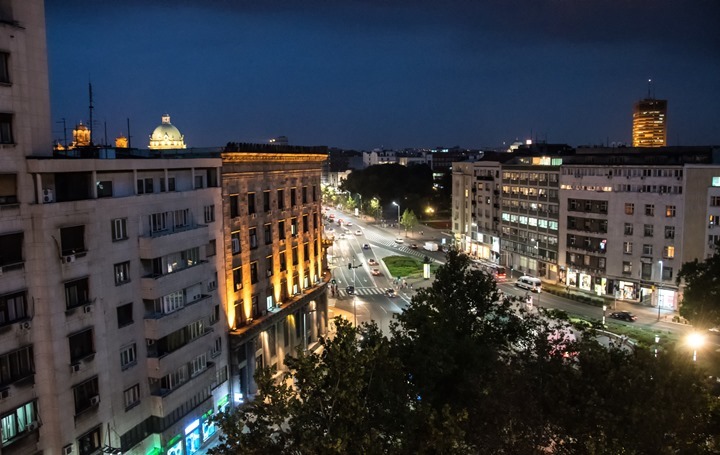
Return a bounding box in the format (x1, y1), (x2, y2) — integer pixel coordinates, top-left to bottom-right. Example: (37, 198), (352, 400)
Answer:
(362, 149), (397, 167)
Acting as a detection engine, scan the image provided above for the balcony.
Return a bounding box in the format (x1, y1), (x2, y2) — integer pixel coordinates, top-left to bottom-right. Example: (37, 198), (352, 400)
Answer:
(139, 224), (209, 259)
(144, 295), (212, 340)
(140, 261), (211, 300)
(147, 328), (214, 378)
(149, 362), (215, 417)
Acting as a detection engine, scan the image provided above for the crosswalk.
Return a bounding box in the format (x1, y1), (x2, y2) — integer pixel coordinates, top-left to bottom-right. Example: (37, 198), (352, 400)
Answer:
(335, 287), (393, 298)
(362, 232), (441, 261)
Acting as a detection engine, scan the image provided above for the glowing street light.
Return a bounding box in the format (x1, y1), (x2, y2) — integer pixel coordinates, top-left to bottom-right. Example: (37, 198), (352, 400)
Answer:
(602, 305), (607, 325)
(686, 332), (706, 362)
(392, 201), (400, 235)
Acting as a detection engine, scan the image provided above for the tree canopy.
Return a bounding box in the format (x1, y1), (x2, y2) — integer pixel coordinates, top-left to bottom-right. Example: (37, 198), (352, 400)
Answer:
(213, 250), (720, 454)
(677, 247), (720, 327)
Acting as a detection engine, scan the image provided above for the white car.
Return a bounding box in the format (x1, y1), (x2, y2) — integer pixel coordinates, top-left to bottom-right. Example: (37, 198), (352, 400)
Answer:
(355, 230), (362, 236)
(395, 237), (404, 244)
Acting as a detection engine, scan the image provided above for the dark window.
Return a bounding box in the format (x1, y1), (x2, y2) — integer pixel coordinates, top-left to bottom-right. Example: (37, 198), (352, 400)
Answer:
(250, 262), (258, 284)
(302, 186), (308, 204)
(249, 227), (258, 249)
(65, 277), (89, 309)
(69, 329), (95, 363)
(136, 178), (153, 194)
(111, 218), (128, 241)
(277, 189), (285, 210)
(116, 303), (133, 328)
(264, 224), (272, 244)
(0, 52), (9, 84)
(194, 175), (204, 189)
(0, 291), (26, 326)
(312, 185), (317, 202)
(263, 190), (271, 211)
(0, 113), (13, 144)
(73, 376), (100, 415)
(96, 181), (113, 198)
(303, 214), (309, 233)
(290, 188), (297, 207)
(248, 193), (256, 214)
(278, 220), (286, 240)
(60, 225), (85, 255)
(279, 251), (287, 271)
(0, 174), (17, 205)
(266, 255), (273, 277)
(0, 345), (34, 387)
(207, 239), (216, 256)
(230, 195), (239, 218)
(251, 295), (260, 319)
(304, 243), (309, 261)
(314, 213), (318, 230)
(0, 231), (22, 267)
(78, 426), (102, 455)
(233, 267), (243, 292)
(292, 246), (298, 265)
(283, 319), (289, 346)
(168, 177), (176, 191)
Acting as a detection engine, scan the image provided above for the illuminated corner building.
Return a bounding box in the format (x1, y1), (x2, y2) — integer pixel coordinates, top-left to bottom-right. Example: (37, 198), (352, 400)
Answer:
(632, 98), (667, 147)
(221, 142), (329, 405)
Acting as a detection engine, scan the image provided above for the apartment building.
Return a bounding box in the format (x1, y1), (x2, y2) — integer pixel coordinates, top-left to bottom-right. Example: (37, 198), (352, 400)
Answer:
(221, 143), (328, 406)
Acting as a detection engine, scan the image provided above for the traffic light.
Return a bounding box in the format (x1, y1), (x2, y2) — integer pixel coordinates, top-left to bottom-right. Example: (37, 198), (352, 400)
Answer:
(331, 279), (336, 285)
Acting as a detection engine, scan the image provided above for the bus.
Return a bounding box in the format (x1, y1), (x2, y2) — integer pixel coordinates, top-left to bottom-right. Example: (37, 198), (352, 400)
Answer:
(469, 261), (507, 282)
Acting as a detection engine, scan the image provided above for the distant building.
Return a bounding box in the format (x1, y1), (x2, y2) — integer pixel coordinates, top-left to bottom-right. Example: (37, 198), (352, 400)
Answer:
(632, 98), (667, 147)
(363, 149), (397, 167)
(149, 114), (186, 150)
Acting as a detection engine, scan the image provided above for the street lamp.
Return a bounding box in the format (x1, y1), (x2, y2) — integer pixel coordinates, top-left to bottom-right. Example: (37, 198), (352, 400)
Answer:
(687, 332), (705, 362)
(602, 305), (607, 325)
(657, 260), (663, 321)
(392, 201), (401, 235)
(654, 334), (660, 358)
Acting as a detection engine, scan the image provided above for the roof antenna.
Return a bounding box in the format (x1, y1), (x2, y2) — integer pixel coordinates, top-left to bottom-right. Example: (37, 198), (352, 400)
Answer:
(88, 79), (94, 145)
(647, 78), (653, 99)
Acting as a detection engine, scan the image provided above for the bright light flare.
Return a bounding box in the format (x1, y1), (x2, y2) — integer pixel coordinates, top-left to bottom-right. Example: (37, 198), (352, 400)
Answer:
(687, 332), (705, 349)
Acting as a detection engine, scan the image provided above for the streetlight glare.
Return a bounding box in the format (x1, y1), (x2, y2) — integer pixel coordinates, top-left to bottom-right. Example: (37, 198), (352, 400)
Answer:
(687, 332), (705, 349)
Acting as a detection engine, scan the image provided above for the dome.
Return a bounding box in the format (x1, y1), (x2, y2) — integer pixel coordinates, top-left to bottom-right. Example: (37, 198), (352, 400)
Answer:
(148, 114), (186, 149)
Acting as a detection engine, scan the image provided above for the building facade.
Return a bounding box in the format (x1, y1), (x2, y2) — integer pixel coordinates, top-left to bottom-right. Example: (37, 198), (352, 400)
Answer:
(632, 98), (667, 147)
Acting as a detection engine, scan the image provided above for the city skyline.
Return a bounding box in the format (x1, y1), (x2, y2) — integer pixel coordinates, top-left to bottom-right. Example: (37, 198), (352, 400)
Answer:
(46, 0), (720, 150)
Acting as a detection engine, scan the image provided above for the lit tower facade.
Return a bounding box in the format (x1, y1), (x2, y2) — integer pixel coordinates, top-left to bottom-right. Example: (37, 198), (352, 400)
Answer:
(632, 98), (667, 147)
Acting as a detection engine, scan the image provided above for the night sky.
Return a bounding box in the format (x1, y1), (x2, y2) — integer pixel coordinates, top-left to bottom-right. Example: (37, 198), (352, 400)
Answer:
(45, 0), (720, 150)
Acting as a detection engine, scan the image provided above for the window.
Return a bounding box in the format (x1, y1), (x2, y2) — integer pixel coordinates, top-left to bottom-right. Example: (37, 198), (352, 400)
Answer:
(644, 204), (654, 216)
(266, 255), (273, 277)
(232, 267), (243, 292)
(149, 212), (169, 234)
(116, 303), (133, 328)
(0, 401), (37, 444)
(111, 218), (128, 241)
(277, 189), (285, 210)
(252, 295), (260, 318)
(662, 266), (673, 281)
(0, 231), (22, 267)
(190, 353), (207, 377)
(0, 291), (27, 326)
(662, 226), (674, 240)
(136, 178), (154, 194)
(665, 205), (676, 217)
(69, 329), (94, 363)
(623, 242), (633, 254)
(312, 185), (317, 202)
(622, 261), (632, 275)
(160, 290), (184, 314)
(303, 214), (309, 233)
(204, 205), (215, 223)
(642, 244), (653, 256)
(231, 231), (241, 255)
(598, 257), (606, 269)
(263, 190), (271, 211)
(248, 193), (256, 214)
(0, 113), (13, 144)
(78, 426), (102, 455)
(279, 251), (287, 271)
(0, 345), (34, 387)
(711, 196), (720, 207)
(264, 223), (272, 244)
(290, 188), (297, 207)
(123, 384), (140, 410)
(624, 223), (633, 236)
(249, 227), (258, 249)
(644, 224), (654, 237)
(0, 52), (9, 84)
(65, 277), (89, 309)
(292, 246), (298, 265)
(173, 208), (190, 228)
(230, 195), (239, 218)
(250, 262), (258, 284)
(0, 173), (17, 205)
(598, 201), (608, 213)
(96, 180), (113, 198)
(625, 203), (634, 215)
(302, 186), (308, 204)
(120, 344), (137, 370)
(114, 261), (130, 285)
(664, 246), (675, 259)
(303, 243), (310, 261)
(278, 220), (286, 240)
(291, 218), (298, 237)
(60, 225), (85, 255)
(194, 175), (204, 189)
(207, 239), (216, 257)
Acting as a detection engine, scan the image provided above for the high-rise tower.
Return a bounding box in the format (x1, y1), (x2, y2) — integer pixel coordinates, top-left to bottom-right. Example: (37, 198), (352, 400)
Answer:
(632, 81), (667, 147)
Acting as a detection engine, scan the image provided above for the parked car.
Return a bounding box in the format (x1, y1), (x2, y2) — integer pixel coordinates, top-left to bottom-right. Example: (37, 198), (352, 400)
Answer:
(368, 259), (378, 266)
(355, 230), (363, 236)
(362, 243), (370, 250)
(346, 286), (355, 295)
(609, 311), (637, 322)
(371, 268), (381, 276)
(385, 289), (397, 297)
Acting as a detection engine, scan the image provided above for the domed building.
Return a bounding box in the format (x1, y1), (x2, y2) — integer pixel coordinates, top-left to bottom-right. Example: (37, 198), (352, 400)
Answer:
(148, 114), (186, 149)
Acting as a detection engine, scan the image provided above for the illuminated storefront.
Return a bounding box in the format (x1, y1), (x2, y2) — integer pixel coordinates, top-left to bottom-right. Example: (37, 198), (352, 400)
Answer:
(185, 419), (201, 455)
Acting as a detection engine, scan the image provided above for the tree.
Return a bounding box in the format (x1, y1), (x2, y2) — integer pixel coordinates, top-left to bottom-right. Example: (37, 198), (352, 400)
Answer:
(399, 209), (418, 236)
(676, 247), (720, 327)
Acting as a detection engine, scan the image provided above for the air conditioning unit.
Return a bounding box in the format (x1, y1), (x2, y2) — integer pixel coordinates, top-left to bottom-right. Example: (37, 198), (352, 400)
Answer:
(64, 255), (76, 264)
(90, 395), (100, 406)
(71, 363), (81, 373)
(19, 321), (31, 330)
(42, 188), (53, 203)
(63, 444), (74, 455)
(83, 305), (93, 314)
(27, 421), (39, 431)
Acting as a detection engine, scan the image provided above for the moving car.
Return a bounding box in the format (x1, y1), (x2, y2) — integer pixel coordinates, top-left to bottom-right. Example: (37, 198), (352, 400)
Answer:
(362, 244), (370, 250)
(355, 230), (363, 236)
(368, 259), (378, 266)
(345, 221), (353, 227)
(385, 289), (397, 297)
(609, 311), (637, 322)
(346, 286), (355, 295)
(515, 276), (542, 293)
(409, 243), (418, 249)
(371, 268), (381, 276)
(395, 237), (404, 244)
